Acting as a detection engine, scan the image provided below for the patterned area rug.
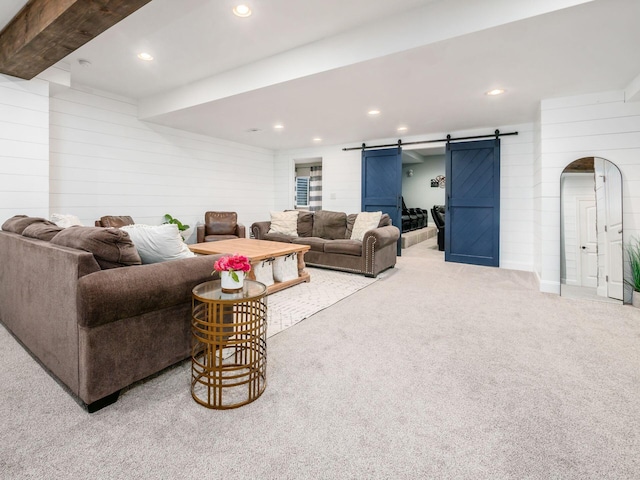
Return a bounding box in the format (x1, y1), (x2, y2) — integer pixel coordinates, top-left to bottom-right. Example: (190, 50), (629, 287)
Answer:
(266, 267), (380, 338)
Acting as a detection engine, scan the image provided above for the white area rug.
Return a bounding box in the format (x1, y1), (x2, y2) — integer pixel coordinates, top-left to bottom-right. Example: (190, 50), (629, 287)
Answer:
(266, 267), (380, 337)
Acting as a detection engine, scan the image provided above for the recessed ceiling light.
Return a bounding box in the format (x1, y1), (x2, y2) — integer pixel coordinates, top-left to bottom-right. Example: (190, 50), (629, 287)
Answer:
(77, 59), (92, 68)
(368, 109), (381, 116)
(312, 137), (322, 142)
(137, 52), (154, 61)
(274, 124), (284, 130)
(233, 4), (252, 17)
(486, 88), (505, 96)
(397, 126), (408, 132)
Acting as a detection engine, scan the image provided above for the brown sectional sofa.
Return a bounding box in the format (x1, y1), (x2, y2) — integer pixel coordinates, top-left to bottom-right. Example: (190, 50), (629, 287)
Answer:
(251, 210), (400, 277)
(0, 215), (222, 412)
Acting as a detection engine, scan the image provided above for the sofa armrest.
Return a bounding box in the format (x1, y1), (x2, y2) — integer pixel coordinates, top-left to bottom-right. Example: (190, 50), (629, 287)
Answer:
(77, 254), (223, 329)
(196, 225), (205, 243)
(251, 221), (271, 239)
(363, 225), (400, 248)
(236, 223), (246, 239)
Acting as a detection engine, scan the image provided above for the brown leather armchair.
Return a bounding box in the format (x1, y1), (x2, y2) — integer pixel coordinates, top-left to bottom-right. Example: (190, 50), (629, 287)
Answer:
(196, 212), (245, 243)
(94, 215), (135, 228)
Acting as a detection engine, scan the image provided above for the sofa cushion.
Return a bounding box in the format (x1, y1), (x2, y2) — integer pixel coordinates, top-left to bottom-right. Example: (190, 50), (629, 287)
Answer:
(312, 210), (347, 240)
(324, 239), (363, 256)
(2, 215), (50, 234)
(379, 213), (392, 227)
(21, 221), (64, 241)
(204, 234), (239, 242)
(345, 213), (358, 239)
(351, 211), (383, 241)
(297, 211), (314, 237)
(97, 215), (133, 228)
(269, 210), (299, 236)
(51, 226), (142, 269)
(263, 232), (294, 243)
(121, 224), (196, 264)
(292, 237), (328, 252)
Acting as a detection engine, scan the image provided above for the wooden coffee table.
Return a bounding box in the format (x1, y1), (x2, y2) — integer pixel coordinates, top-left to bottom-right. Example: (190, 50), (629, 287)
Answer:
(189, 238), (311, 294)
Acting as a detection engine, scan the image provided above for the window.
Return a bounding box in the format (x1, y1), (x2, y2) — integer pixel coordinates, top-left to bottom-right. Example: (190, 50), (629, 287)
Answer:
(296, 176), (310, 208)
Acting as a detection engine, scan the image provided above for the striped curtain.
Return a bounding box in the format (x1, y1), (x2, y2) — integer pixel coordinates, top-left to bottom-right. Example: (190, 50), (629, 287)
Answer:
(309, 166), (323, 211)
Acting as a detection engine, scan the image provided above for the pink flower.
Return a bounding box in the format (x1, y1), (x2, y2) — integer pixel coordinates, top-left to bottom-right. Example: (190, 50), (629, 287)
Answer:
(213, 253), (251, 274)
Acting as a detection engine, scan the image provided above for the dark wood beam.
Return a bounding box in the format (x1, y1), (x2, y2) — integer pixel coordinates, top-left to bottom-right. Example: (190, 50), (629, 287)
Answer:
(564, 157), (595, 173)
(0, 0), (152, 80)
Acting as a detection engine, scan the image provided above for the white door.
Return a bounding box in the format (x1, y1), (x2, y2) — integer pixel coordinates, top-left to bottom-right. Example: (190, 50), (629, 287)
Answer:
(605, 161), (623, 300)
(579, 199), (598, 288)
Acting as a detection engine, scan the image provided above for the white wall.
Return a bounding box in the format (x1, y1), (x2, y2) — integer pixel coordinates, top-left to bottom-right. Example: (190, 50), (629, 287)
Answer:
(539, 90), (640, 302)
(49, 86), (275, 235)
(276, 123), (536, 272)
(0, 75), (49, 221)
(401, 155), (446, 211)
(275, 146), (362, 214)
(533, 108), (543, 286)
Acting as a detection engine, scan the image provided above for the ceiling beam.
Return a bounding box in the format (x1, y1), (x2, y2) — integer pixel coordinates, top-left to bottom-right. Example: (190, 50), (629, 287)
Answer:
(0, 0), (152, 80)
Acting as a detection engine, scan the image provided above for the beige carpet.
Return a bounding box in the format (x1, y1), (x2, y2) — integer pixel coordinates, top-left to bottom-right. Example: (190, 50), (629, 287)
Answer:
(267, 267), (380, 337)
(2, 237), (640, 479)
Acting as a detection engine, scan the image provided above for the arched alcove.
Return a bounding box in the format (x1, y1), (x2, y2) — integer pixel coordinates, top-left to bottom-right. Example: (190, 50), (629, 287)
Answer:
(560, 157), (623, 303)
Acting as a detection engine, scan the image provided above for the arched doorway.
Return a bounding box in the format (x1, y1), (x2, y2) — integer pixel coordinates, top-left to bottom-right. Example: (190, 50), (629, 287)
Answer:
(560, 157), (623, 303)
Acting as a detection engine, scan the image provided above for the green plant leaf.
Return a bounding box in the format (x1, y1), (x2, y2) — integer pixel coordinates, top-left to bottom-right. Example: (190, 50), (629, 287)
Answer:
(230, 270), (239, 282)
(626, 236), (640, 292)
(163, 214), (188, 231)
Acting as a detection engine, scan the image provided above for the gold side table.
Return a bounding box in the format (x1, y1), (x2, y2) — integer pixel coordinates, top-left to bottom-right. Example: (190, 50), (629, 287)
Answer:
(191, 280), (267, 409)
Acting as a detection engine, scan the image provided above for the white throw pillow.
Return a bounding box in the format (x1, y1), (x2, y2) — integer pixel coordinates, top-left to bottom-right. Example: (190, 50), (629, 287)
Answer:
(268, 210), (299, 236)
(350, 211), (382, 241)
(120, 223), (196, 264)
(50, 213), (84, 228)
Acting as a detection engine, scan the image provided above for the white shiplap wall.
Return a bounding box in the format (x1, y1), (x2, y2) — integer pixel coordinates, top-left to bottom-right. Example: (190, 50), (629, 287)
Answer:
(0, 75), (49, 221)
(49, 86), (275, 234)
(539, 90), (640, 302)
(275, 123), (536, 272)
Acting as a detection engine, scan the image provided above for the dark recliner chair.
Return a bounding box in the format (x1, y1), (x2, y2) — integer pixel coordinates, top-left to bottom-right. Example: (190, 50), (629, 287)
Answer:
(401, 197), (418, 232)
(414, 208), (427, 229)
(196, 211), (245, 243)
(431, 205), (445, 251)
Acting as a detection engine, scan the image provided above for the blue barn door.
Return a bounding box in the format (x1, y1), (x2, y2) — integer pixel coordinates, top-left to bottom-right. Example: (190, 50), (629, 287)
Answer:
(361, 147), (402, 255)
(445, 139), (500, 266)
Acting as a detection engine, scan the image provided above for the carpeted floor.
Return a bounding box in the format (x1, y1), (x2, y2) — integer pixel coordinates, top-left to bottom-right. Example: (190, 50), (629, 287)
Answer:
(1, 238), (640, 479)
(267, 267), (379, 337)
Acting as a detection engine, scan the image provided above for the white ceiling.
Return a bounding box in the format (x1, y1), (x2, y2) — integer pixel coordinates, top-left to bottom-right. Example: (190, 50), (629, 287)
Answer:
(3, 0), (640, 152)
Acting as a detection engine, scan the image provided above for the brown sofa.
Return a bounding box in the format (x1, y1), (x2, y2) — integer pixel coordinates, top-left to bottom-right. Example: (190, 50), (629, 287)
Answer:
(251, 210), (400, 277)
(0, 215), (222, 412)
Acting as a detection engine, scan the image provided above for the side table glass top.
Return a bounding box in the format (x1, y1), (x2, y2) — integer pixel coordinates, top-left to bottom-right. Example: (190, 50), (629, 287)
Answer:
(193, 279), (267, 302)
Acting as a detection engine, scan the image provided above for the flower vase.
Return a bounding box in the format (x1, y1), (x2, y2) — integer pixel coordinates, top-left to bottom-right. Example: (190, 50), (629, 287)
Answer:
(220, 270), (245, 293)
